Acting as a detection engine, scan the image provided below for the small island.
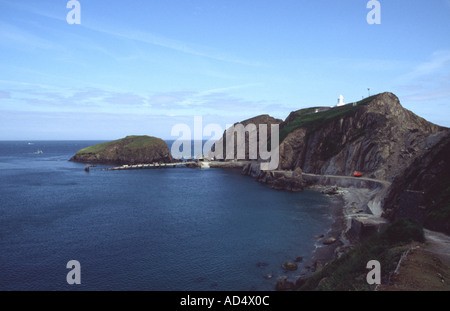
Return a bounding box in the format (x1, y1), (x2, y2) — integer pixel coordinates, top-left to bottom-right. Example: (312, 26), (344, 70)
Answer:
(70, 135), (173, 165)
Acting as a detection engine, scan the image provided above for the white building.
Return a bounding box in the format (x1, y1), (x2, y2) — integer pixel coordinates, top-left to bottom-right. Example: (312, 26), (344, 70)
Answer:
(337, 94), (345, 107)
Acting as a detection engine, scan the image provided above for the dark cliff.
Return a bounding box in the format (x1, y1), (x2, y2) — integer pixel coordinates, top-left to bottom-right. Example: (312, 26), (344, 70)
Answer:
(383, 131), (450, 234)
(70, 135), (172, 165)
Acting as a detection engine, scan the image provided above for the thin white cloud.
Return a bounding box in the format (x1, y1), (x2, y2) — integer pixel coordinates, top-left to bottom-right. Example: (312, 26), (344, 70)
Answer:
(0, 82), (277, 118)
(399, 50), (450, 82)
(83, 25), (261, 67)
(196, 83), (264, 97)
(397, 50), (450, 103)
(326, 57), (409, 73)
(0, 0), (260, 67)
(0, 21), (57, 50)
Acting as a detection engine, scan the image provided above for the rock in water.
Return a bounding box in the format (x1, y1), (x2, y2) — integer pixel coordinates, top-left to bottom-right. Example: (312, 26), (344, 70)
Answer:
(323, 237), (337, 245)
(282, 262), (298, 271)
(295, 256), (303, 263)
(264, 272), (273, 279)
(70, 135), (172, 165)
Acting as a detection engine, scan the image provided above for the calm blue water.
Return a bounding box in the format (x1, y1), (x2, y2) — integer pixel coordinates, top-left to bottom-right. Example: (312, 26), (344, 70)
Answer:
(0, 141), (332, 291)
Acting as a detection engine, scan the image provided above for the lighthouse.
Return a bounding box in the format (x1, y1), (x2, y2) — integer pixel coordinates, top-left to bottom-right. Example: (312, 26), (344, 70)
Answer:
(337, 94), (345, 107)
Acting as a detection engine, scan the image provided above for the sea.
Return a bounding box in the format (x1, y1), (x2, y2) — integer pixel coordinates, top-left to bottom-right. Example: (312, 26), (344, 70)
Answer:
(0, 140), (333, 291)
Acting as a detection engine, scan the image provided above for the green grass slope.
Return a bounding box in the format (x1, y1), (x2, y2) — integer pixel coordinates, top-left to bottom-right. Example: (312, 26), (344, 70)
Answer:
(279, 95), (377, 143)
(76, 135), (162, 155)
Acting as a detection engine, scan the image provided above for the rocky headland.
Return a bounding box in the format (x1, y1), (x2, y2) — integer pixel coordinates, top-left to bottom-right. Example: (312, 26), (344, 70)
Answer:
(277, 92), (445, 180)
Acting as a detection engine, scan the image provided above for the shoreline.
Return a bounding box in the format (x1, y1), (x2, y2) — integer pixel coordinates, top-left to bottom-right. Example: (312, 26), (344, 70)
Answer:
(273, 185), (373, 290)
(298, 185), (379, 283)
(308, 186), (347, 271)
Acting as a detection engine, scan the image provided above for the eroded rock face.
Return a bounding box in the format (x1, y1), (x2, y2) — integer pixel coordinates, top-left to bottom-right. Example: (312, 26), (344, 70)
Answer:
(70, 135), (172, 165)
(278, 93), (445, 181)
(382, 132), (450, 234)
(226, 93), (449, 203)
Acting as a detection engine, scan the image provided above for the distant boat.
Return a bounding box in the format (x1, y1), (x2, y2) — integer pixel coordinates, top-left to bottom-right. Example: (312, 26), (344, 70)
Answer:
(34, 150), (43, 154)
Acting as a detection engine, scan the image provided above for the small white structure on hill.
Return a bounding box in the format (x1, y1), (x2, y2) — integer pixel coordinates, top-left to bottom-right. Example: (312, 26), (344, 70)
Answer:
(337, 94), (345, 107)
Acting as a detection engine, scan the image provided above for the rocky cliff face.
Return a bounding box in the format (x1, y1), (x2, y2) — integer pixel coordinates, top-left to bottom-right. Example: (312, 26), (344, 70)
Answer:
(70, 135), (172, 165)
(278, 92), (445, 181)
(383, 131), (450, 234)
(242, 162), (304, 192)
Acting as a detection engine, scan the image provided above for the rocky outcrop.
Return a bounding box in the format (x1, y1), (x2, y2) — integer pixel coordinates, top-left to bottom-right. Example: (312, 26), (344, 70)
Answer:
(346, 215), (389, 241)
(282, 262), (298, 271)
(208, 114), (282, 161)
(278, 93), (445, 181)
(70, 135), (172, 165)
(275, 276), (296, 291)
(241, 162), (304, 192)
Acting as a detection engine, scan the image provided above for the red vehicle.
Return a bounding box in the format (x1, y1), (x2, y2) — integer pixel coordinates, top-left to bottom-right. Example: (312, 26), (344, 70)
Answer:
(353, 171), (363, 177)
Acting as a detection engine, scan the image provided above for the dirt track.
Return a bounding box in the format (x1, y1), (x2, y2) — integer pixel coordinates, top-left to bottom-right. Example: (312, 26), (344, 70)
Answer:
(378, 230), (450, 291)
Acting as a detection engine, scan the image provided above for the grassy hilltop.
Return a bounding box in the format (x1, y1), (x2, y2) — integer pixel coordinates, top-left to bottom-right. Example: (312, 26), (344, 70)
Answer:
(71, 135), (172, 165)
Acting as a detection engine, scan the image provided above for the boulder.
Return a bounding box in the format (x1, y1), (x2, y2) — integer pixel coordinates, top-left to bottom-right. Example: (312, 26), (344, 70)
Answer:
(323, 237), (337, 245)
(282, 262), (298, 271)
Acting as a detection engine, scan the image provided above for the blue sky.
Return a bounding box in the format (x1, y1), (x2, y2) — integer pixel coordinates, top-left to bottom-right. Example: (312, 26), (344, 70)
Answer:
(0, 0), (449, 140)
